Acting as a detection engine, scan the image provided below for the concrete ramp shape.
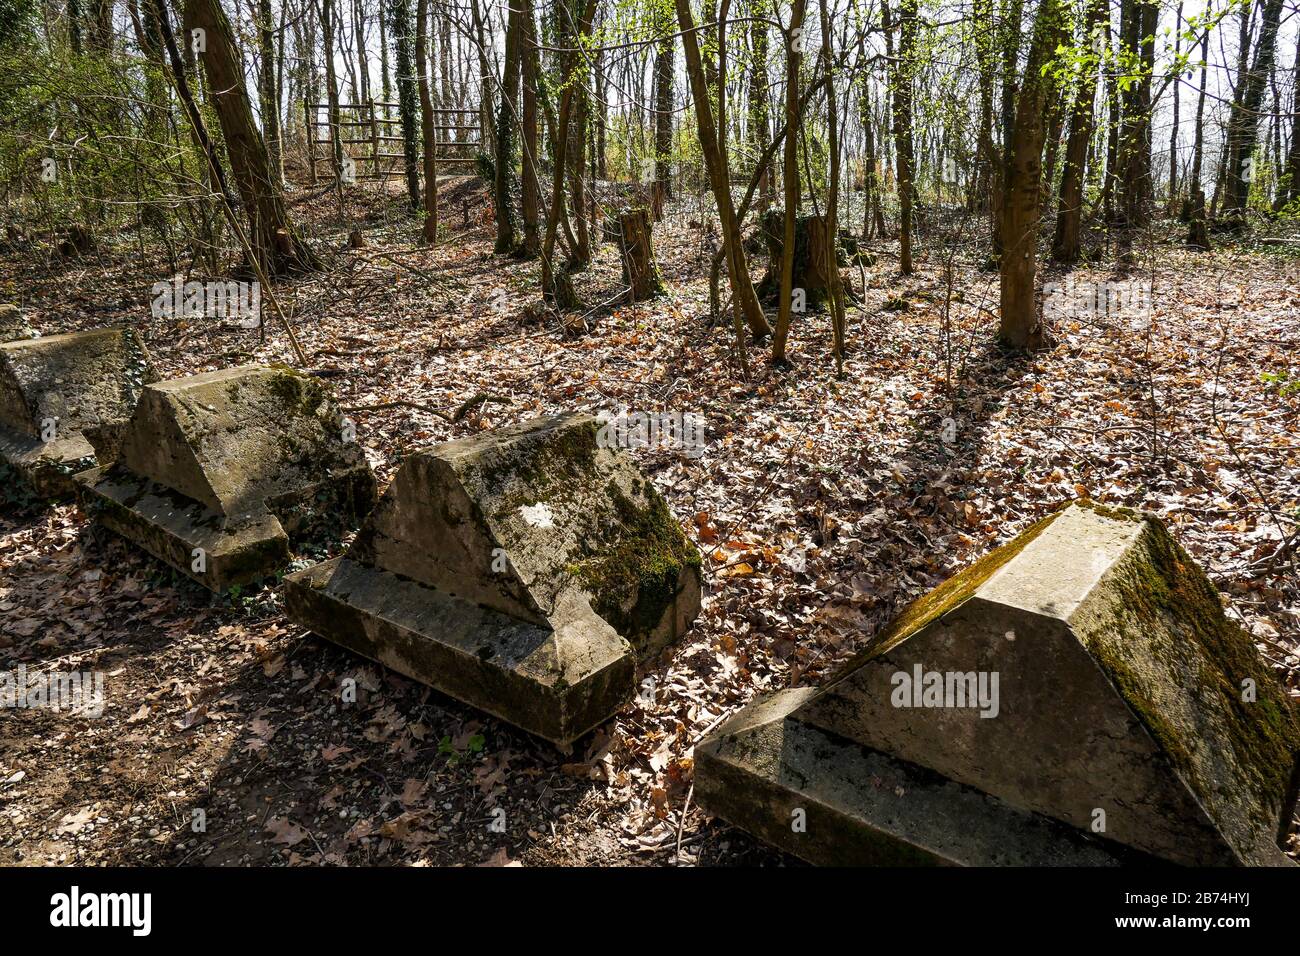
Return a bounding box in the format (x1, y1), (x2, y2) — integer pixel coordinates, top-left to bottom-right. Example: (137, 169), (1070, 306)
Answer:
(695, 502), (1300, 866)
(75, 364), (377, 592)
(0, 326), (156, 501)
(284, 412), (703, 745)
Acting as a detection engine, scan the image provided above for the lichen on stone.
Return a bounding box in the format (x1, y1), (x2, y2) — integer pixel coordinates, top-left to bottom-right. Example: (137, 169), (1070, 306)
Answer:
(1078, 515), (1300, 848)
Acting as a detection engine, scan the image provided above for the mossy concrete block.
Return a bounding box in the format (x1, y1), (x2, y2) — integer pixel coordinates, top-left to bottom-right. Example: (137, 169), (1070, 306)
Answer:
(0, 327), (156, 501)
(696, 502), (1300, 866)
(284, 411), (702, 745)
(286, 557), (635, 744)
(76, 365), (377, 592)
(0, 305), (34, 343)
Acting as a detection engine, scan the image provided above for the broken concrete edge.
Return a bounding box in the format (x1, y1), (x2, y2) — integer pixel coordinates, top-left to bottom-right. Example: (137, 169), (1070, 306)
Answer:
(0, 428), (96, 506)
(115, 363), (372, 520)
(453, 411), (702, 656)
(569, 481), (703, 660)
(693, 688), (1149, 867)
(283, 557), (636, 746)
(69, 362), (377, 592)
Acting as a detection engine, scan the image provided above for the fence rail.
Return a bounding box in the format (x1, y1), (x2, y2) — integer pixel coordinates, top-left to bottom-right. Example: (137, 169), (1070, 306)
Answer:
(304, 100), (482, 183)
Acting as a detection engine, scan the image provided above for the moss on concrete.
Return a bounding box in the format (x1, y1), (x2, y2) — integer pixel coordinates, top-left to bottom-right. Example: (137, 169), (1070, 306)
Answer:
(569, 484), (700, 640)
(1081, 516), (1300, 839)
(868, 508), (1061, 659)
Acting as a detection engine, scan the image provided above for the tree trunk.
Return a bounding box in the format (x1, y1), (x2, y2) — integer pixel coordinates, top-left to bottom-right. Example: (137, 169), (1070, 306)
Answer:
(1167, 2), (1182, 214)
(257, 0), (283, 188)
(1116, 0), (1157, 238)
(494, 0), (522, 252)
(416, 0), (438, 242)
(818, 0), (845, 372)
(652, 9), (674, 218)
(885, 0), (917, 274)
(519, 0), (540, 255)
(675, 0), (771, 339)
(1184, 30), (1208, 220)
(1051, 0), (1105, 263)
(185, 0), (318, 275)
(998, 0), (1065, 350)
(1222, 0), (1284, 224)
(564, 0), (593, 268)
(319, 0), (344, 177)
(1275, 32), (1300, 211)
(748, 0), (771, 214)
(771, 0), (807, 363)
(389, 0), (422, 209)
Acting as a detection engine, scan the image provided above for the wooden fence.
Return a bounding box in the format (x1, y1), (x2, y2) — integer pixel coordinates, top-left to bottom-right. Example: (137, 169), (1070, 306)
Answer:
(304, 100), (481, 184)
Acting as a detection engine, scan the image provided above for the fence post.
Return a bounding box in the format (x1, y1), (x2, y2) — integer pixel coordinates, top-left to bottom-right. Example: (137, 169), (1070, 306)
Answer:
(305, 99), (317, 186)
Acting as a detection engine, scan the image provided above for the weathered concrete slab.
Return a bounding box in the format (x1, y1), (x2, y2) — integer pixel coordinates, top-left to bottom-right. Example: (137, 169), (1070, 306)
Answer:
(76, 364), (377, 592)
(696, 502), (1300, 866)
(0, 327), (156, 501)
(284, 411), (702, 745)
(0, 304), (34, 343)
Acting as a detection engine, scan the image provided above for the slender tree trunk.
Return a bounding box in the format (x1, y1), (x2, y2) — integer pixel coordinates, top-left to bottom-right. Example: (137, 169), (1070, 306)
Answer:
(519, 0), (540, 255)
(998, 0), (1066, 350)
(1274, 32), (1300, 210)
(675, 0), (771, 339)
(1167, 1), (1182, 214)
(416, 0), (438, 242)
(320, 0), (344, 176)
(971, 0), (995, 212)
(563, 0), (593, 267)
(1116, 0), (1157, 243)
(353, 0), (370, 104)
(540, 0), (596, 308)
(653, 7), (675, 216)
(749, 0), (772, 213)
(257, 0), (284, 187)
(819, 0), (845, 374)
(885, 0), (917, 274)
(379, 0), (393, 103)
(1051, 0), (1105, 263)
(494, 0), (523, 252)
(185, 0), (318, 275)
(469, 0), (496, 158)
(1222, 0), (1285, 224)
(771, 0), (807, 363)
(390, 0), (422, 209)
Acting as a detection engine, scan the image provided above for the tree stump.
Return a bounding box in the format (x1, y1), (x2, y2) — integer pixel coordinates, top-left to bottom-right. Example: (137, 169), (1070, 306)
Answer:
(617, 208), (663, 302)
(1186, 187), (1211, 251)
(56, 225), (95, 258)
(756, 210), (835, 309)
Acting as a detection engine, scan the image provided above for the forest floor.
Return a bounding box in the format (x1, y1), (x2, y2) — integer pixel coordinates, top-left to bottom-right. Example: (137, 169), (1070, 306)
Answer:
(2, 177), (1299, 866)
